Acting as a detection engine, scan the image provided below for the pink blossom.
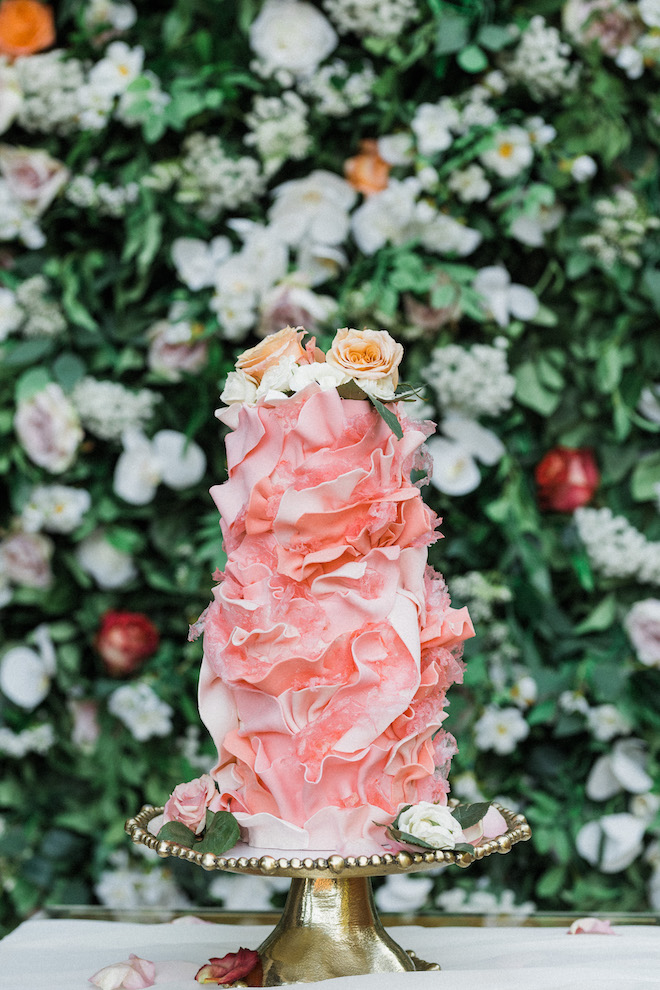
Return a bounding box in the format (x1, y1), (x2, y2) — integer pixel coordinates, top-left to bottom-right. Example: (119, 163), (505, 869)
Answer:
(567, 917), (618, 935)
(624, 599), (660, 668)
(163, 774), (219, 835)
(0, 531), (53, 588)
(69, 699), (101, 751)
(147, 319), (208, 381)
(89, 954), (155, 989)
(14, 383), (83, 473)
(0, 145), (69, 216)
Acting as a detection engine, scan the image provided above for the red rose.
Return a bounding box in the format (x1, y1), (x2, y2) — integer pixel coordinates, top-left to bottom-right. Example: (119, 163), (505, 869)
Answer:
(195, 949), (261, 985)
(535, 446), (599, 512)
(95, 611), (159, 676)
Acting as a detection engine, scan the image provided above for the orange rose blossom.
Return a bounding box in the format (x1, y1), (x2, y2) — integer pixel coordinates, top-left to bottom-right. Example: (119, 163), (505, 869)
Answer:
(0, 0), (55, 58)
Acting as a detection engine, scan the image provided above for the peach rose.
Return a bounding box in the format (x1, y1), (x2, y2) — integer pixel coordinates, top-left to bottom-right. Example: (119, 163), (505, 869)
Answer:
(345, 139), (391, 196)
(326, 327), (404, 388)
(235, 325), (307, 385)
(163, 774), (218, 835)
(0, 0), (55, 59)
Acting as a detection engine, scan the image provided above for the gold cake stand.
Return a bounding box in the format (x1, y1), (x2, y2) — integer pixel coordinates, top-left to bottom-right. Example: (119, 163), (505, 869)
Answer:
(125, 803), (531, 984)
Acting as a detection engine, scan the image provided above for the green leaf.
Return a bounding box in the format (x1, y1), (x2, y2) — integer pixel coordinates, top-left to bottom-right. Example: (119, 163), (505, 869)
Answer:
(457, 45), (489, 73)
(156, 821), (197, 847)
(15, 366), (52, 402)
(574, 594), (617, 634)
(4, 338), (55, 368)
(631, 452), (660, 502)
(369, 395), (404, 439)
(450, 802), (493, 829)
(337, 380), (367, 400)
(435, 13), (470, 56)
(514, 361), (562, 416)
(196, 811), (240, 855)
(52, 352), (86, 390)
(386, 826), (440, 850)
(476, 24), (513, 51)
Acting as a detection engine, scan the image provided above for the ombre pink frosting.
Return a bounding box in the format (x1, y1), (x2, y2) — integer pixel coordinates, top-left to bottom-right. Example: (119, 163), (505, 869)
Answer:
(198, 385), (474, 854)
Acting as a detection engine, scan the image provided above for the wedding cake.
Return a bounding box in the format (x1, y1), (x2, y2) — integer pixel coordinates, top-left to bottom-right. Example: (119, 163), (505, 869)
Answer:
(166, 326), (474, 855)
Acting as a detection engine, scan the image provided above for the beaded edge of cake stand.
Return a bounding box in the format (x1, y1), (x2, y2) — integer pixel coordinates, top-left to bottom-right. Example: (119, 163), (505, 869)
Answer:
(125, 802), (532, 877)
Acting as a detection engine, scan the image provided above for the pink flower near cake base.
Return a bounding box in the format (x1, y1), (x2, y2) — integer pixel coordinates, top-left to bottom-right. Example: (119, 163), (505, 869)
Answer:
(567, 917), (618, 935)
(326, 327), (403, 389)
(14, 382), (83, 473)
(624, 599), (660, 668)
(163, 774), (219, 835)
(195, 948), (260, 985)
(95, 610), (160, 676)
(235, 324), (308, 385)
(89, 954), (155, 989)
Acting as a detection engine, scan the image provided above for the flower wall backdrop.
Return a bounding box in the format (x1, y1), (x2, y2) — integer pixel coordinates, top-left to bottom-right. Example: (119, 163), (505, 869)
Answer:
(1, 0), (660, 933)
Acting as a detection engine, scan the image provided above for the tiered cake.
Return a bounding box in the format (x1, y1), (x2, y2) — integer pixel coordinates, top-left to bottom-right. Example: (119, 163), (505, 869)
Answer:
(176, 326), (474, 855)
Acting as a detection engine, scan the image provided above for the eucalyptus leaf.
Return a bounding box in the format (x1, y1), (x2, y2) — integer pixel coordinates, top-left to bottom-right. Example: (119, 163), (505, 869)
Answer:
(369, 395), (404, 439)
(450, 802), (492, 829)
(196, 811), (240, 855)
(156, 821), (197, 847)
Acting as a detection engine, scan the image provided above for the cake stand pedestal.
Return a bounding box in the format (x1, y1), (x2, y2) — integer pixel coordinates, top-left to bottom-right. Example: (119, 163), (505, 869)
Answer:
(125, 803), (531, 984)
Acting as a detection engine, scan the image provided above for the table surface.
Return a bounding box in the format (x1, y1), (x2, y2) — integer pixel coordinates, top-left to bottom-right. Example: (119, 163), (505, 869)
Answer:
(1, 913), (659, 990)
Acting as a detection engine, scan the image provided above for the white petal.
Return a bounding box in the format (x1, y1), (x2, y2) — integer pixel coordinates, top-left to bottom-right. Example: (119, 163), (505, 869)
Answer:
(153, 430), (206, 490)
(610, 740), (654, 794)
(113, 446), (161, 505)
(586, 755), (621, 801)
(441, 416), (505, 465)
(508, 283), (539, 321)
(0, 646), (50, 709)
(600, 813), (646, 872)
(427, 437), (481, 495)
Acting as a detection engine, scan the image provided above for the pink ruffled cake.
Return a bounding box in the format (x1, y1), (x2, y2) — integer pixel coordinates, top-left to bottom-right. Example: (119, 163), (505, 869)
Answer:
(191, 327), (474, 855)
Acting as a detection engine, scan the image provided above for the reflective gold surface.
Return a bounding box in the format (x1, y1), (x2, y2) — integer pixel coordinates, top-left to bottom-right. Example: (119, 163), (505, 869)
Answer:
(124, 803), (531, 983)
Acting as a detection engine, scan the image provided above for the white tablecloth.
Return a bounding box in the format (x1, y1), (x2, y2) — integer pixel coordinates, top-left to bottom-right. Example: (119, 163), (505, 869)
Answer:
(1, 917), (658, 990)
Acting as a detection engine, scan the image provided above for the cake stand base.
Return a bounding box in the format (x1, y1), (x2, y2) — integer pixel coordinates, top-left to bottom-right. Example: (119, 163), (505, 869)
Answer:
(125, 803), (531, 984)
(257, 875), (434, 984)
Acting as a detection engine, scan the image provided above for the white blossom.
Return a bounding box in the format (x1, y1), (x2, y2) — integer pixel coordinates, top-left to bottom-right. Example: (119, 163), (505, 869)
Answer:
(586, 739), (653, 801)
(322, 0), (419, 38)
(474, 706), (530, 754)
(473, 265), (539, 326)
(244, 92), (311, 173)
(411, 100), (460, 157)
(586, 704), (633, 742)
(269, 169), (357, 247)
(298, 59), (375, 117)
(108, 682), (174, 741)
(0, 723), (55, 757)
(75, 529), (137, 589)
(502, 15), (580, 100)
(172, 132), (264, 222)
(87, 42), (144, 97)
(426, 437), (481, 496)
(396, 802), (463, 848)
(570, 154), (597, 182)
(84, 0), (137, 31)
(447, 164), (491, 203)
(171, 236), (232, 291)
(0, 286), (22, 340)
(423, 341), (516, 418)
(113, 428), (206, 505)
(480, 126), (534, 179)
(0, 625), (56, 710)
(250, 0), (337, 79)
(72, 377), (159, 442)
(0, 59), (22, 135)
(576, 813), (646, 873)
(574, 507), (660, 585)
(21, 485), (91, 534)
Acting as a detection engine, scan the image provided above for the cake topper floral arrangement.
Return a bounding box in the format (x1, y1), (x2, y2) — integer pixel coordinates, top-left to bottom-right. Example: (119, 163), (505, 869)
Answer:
(218, 324), (418, 437)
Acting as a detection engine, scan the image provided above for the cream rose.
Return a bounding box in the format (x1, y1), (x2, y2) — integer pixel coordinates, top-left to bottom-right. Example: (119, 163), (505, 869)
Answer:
(396, 802), (463, 848)
(14, 382), (83, 473)
(0, 145), (69, 216)
(326, 327), (404, 390)
(235, 325), (307, 385)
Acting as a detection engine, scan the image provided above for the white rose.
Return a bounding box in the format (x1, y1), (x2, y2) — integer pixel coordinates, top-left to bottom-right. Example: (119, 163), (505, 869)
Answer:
(249, 0), (338, 79)
(219, 369), (258, 406)
(289, 361), (349, 392)
(255, 355), (298, 398)
(14, 383), (83, 474)
(396, 802), (463, 848)
(359, 376), (398, 401)
(0, 626), (56, 710)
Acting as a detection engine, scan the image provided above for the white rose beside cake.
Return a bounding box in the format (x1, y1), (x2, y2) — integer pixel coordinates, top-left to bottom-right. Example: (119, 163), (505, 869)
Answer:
(160, 325), (505, 855)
